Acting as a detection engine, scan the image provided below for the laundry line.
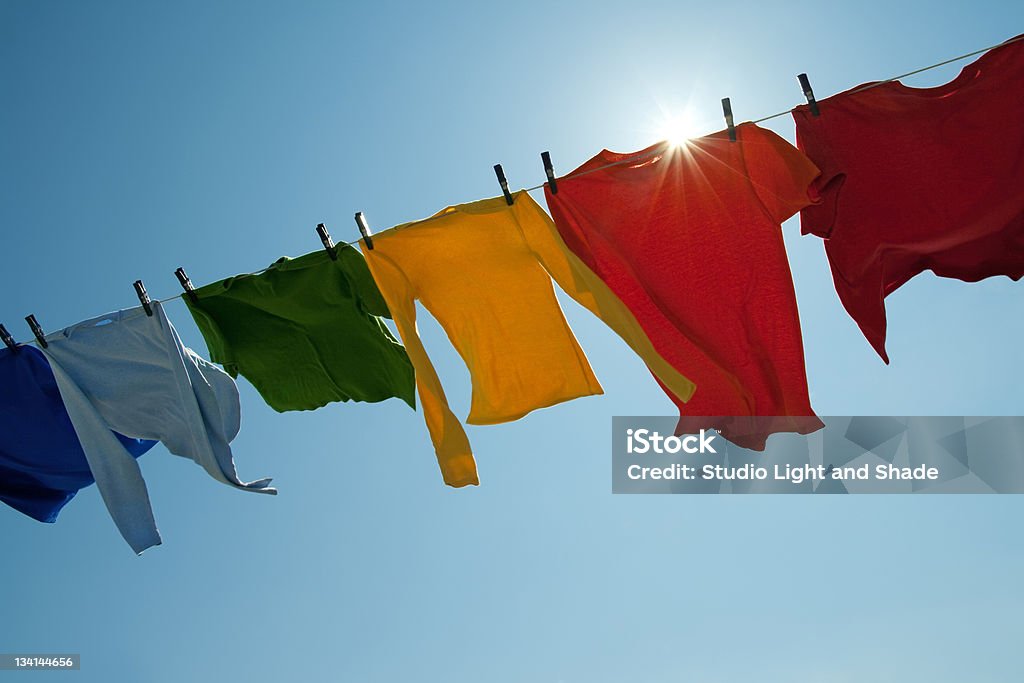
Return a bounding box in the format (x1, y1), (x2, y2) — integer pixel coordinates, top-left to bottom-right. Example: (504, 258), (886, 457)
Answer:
(152, 32), (1024, 307)
(7, 32), (1023, 331)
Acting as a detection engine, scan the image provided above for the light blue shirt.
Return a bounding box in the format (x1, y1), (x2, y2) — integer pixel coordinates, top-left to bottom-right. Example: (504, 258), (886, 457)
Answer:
(41, 301), (276, 554)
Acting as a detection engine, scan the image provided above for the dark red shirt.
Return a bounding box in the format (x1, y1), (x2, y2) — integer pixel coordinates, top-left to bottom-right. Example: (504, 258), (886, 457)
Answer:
(793, 36), (1024, 362)
(545, 123), (822, 449)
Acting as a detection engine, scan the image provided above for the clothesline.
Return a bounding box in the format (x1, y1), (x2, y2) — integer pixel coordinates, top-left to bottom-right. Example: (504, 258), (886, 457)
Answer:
(147, 33), (1020, 308)
(528, 33), (1024, 186)
(12, 33), (1024, 324)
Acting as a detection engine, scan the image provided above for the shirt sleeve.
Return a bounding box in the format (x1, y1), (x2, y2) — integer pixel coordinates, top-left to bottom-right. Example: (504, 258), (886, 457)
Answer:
(741, 123), (821, 225)
(158, 303), (277, 494)
(41, 350), (163, 554)
(362, 245), (480, 488)
(792, 107), (845, 239)
(515, 191), (696, 405)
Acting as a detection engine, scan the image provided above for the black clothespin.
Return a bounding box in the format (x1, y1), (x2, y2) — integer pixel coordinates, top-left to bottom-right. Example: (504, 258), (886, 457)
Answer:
(25, 314), (47, 349)
(494, 164), (514, 206)
(354, 212), (374, 250)
(721, 97), (736, 142)
(133, 280), (153, 316)
(316, 223), (338, 260)
(541, 151), (557, 194)
(0, 323), (17, 353)
(797, 73), (820, 117)
(174, 267), (198, 303)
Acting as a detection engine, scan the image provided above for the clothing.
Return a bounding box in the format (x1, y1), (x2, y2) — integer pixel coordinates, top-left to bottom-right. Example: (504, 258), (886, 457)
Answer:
(363, 191), (696, 486)
(545, 123), (823, 450)
(792, 36), (1024, 362)
(184, 246), (415, 412)
(0, 345), (156, 524)
(40, 301), (275, 554)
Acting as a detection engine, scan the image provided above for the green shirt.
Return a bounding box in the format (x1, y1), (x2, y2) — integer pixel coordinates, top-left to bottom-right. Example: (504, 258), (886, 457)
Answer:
(185, 245), (415, 412)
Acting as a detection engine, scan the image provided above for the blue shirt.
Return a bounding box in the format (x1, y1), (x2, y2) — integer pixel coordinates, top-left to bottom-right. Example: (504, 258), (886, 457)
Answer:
(0, 344), (156, 524)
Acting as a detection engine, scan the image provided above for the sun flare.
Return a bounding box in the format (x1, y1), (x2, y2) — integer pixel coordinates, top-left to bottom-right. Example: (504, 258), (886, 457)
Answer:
(655, 109), (702, 147)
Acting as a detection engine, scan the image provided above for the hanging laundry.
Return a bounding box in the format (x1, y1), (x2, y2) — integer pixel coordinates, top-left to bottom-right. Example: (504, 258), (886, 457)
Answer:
(0, 344), (156, 524)
(39, 301), (275, 554)
(362, 191), (696, 486)
(792, 36), (1024, 362)
(545, 123), (823, 450)
(184, 246), (415, 412)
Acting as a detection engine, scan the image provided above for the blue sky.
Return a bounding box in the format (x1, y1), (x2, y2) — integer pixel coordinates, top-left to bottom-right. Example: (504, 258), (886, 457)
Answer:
(1, 1), (1022, 681)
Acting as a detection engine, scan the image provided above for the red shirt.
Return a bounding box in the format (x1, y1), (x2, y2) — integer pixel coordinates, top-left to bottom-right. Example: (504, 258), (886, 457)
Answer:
(793, 36), (1024, 362)
(545, 123), (822, 449)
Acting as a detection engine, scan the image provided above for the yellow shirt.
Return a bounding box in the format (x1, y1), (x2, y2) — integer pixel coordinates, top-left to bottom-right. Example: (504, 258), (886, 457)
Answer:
(364, 191), (696, 487)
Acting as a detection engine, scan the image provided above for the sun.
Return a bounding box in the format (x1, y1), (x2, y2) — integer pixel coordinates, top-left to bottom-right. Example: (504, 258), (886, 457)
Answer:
(655, 108), (702, 147)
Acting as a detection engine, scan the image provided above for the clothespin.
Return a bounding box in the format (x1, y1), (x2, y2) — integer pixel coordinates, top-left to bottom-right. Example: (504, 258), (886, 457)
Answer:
(316, 223), (338, 260)
(354, 212), (373, 250)
(0, 323), (17, 353)
(797, 73), (820, 117)
(721, 98), (736, 142)
(493, 164), (514, 206)
(133, 280), (153, 316)
(174, 267), (198, 304)
(25, 314), (47, 349)
(541, 151), (557, 194)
